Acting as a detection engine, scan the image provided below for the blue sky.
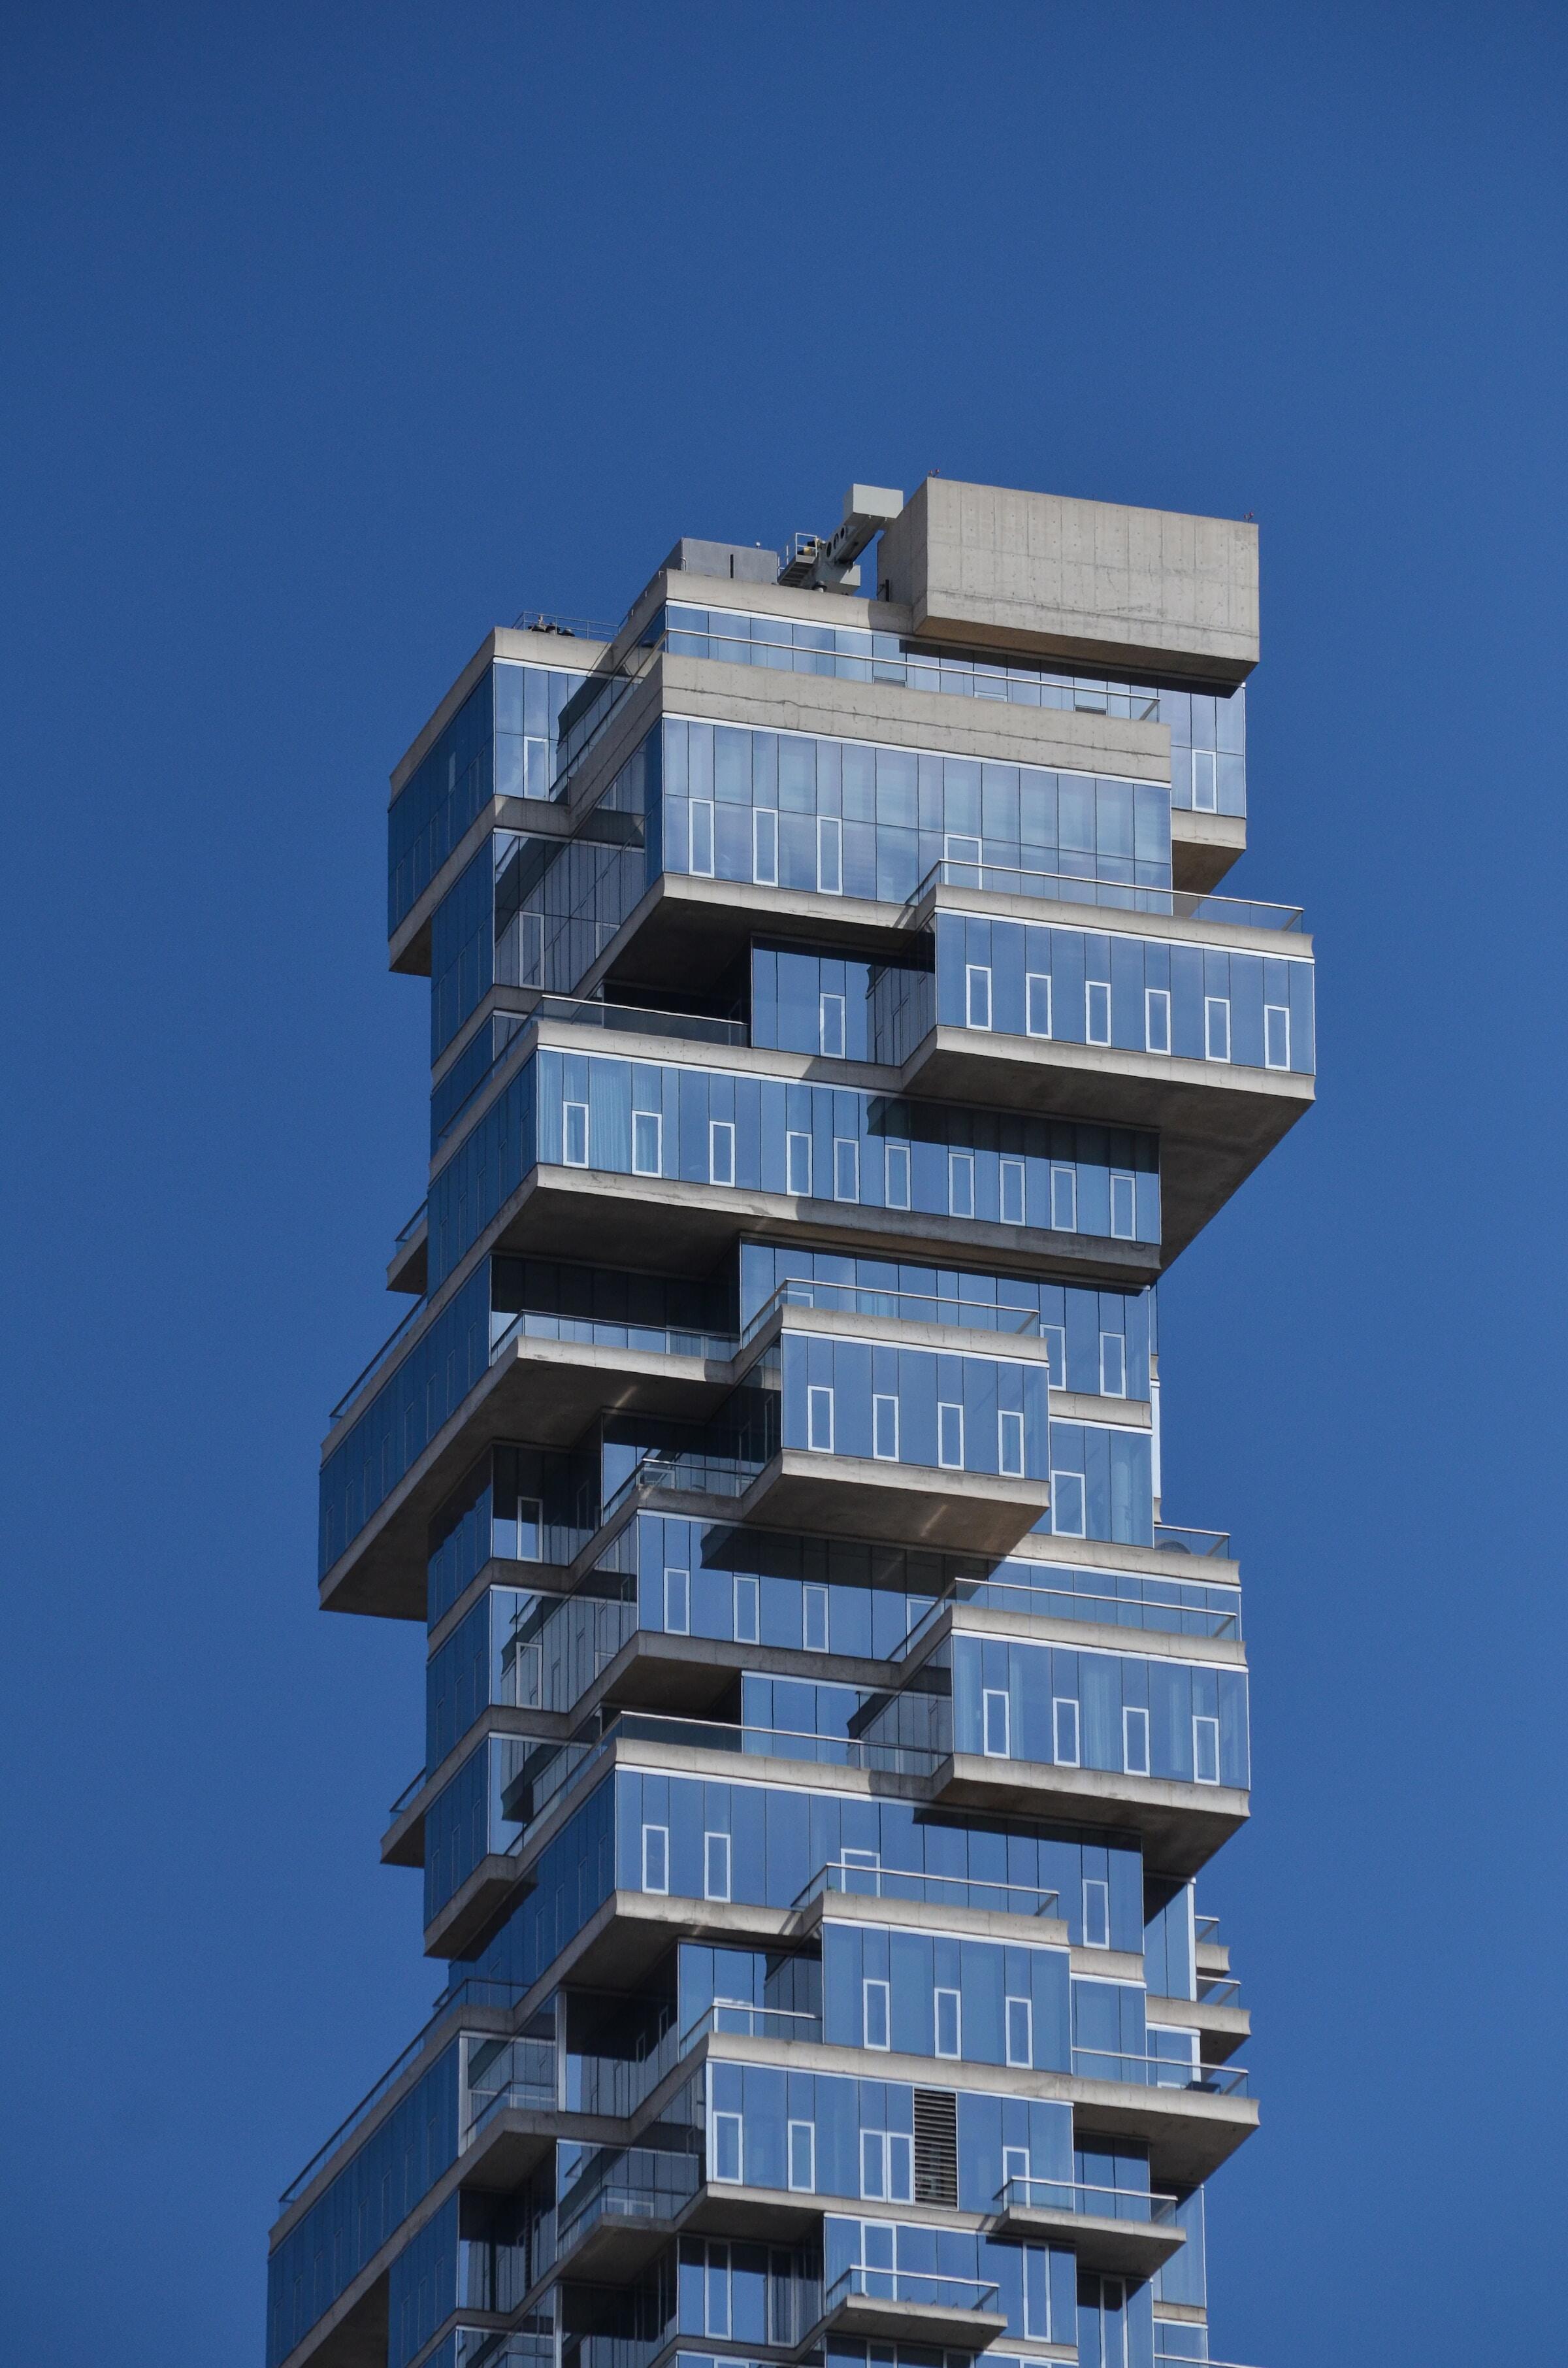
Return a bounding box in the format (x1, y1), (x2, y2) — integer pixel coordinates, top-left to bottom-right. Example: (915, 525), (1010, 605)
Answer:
(2, 5), (1564, 2361)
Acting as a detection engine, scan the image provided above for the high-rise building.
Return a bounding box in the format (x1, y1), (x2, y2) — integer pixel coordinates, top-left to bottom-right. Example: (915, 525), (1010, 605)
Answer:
(267, 479), (1311, 2368)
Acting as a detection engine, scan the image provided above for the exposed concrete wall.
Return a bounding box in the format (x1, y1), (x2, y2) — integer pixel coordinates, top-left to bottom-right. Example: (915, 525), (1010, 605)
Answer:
(879, 478), (1259, 687)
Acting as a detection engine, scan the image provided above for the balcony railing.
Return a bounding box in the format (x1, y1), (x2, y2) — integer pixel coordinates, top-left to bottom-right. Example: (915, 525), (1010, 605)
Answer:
(489, 1306), (740, 1364)
(1071, 2047), (1249, 2095)
(329, 1294), (426, 1424)
(602, 1448), (761, 1519)
(527, 992), (746, 1047)
(276, 1976), (527, 2206)
(826, 2266), (1000, 2314)
(894, 1566), (1240, 1656)
(512, 608), (617, 640)
(795, 1857), (1060, 1920)
(740, 1277), (1041, 1347)
(555, 2150), (702, 2250)
(1000, 2174), (1180, 2223)
(685, 1998), (823, 2047)
(387, 1766), (425, 1820)
(461, 2035), (557, 2143)
(907, 857), (1300, 931)
(1154, 1523), (1232, 1559)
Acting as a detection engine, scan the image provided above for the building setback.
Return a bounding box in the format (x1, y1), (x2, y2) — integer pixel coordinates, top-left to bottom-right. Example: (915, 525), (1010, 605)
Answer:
(268, 478), (1311, 2368)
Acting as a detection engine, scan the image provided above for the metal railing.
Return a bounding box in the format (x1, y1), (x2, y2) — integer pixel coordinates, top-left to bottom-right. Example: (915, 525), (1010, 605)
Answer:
(528, 992), (746, 1047)
(393, 1200), (427, 1246)
(906, 857), (1301, 932)
(489, 1306), (739, 1364)
(684, 1998), (823, 2046)
(1000, 2174), (1180, 2223)
(387, 1767), (425, 1820)
(1194, 1913), (1223, 1947)
(602, 1448), (762, 1519)
(1071, 2047), (1249, 2095)
(276, 1977), (527, 2206)
(795, 1858), (1059, 1919)
(827, 2266), (1000, 2314)
(741, 1276), (1041, 1346)
(1197, 1973), (1243, 2009)
(512, 608), (617, 641)
(894, 1566), (1240, 1658)
(328, 1294), (426, 1424)
(461, 2035), (557, 2142)
(1154, 1523), (1232, 1559)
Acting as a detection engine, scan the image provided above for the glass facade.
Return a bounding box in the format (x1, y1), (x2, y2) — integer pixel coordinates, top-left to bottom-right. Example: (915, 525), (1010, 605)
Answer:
(280, 502), (1301, 2368)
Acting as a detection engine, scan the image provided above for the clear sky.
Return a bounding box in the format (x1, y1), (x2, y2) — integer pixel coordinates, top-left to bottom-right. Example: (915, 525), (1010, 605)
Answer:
(2, 5), (1564, 2361)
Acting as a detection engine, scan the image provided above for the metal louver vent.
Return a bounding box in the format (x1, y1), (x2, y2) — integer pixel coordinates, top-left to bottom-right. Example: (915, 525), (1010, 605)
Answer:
(913, 2087), (958, 2207)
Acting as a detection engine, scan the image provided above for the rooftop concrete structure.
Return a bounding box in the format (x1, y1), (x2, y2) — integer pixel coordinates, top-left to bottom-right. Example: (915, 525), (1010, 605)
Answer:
(877, 476), (1260, 686)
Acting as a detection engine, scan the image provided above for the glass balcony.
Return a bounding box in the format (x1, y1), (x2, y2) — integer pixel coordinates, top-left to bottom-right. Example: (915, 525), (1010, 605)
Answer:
(794, 1857), (1060, 1921)
(817, 2265), (1005, 2342)
(993, 2175), (1186, 2275)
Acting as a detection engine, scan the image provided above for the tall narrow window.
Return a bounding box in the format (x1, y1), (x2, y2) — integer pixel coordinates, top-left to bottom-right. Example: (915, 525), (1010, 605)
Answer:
(872, 1394), (900, 1461)
(1053, 1697), (1081, 1766)
(709, 1119), (736, 1186)
(966, 964), (992, 1030)
(632, 1108), (662, 1176)
(642, 1824), (669, 1894)
(664, 1566), (689, 1635)
(834, 1138), (859, 1202)
(1109, 1170), (1137, 1239)
(1052, 1470), (1087, 1537)
(704, 1830), (731, 1901)
(787, 2120), (815, 2192)
(998, 1408), (1024, 1476)
(786, 1131), (812, 1196)
(983, 1686), (1011, 1758)
(948, 1150), (975, 1218)
(704, 2243), (730, 2337)
(884, 1142), (911, 1209)
(1205, 996), (1232, 1062)
(1123, 1706), (1151, 1777)
(817, 815), (843, 895)
(1265, 1002), (1291, 1070)
(1000, 1157), (1026, 1226)
(1100, 1333), (1127, 1397)
(711, 2111), (743, 2183)
(1145, 987), (1171, 1055)
(1005, 1994), (1034, 2068)
(863, 1979), (891, 2049)
(753, 806), (779, 887)
(1086, 979), (1112, 1045)
(934, 1987), (961, 2059)
(690, 797), (715, 877)
(1050, 1165), (1077, 1232)
(563, 1100), (589, 1167)
(1026, 972), (1053, 1038)
(802, 1583), (830, 1651)
(807, 1387), (835, 1454)
(1191, 749), (1218, 812)
(1194, 1715), (1222, 1784)
(938, 1401), (964, 1468)
(819, 993), (847, 1058)
(733, 1573), (759, 1645)
(1082, 1877), (1111, 1949)
(1042, 1325), (1066, 1387)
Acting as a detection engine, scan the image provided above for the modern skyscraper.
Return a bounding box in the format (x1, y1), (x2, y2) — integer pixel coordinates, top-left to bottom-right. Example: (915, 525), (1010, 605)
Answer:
(268, 478), (1311, 2368)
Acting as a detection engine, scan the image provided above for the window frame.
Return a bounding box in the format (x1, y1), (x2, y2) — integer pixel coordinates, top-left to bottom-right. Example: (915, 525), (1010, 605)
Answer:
(938, 1400), (964, 1469)
(1123, 1705), (1151, 1777)
(819, 991), (847, 1059)
(787, 2118), (815, 2192)
(1051, 1469), (1087, 1537)
(689, 796), (716, 878)
(1145, 985), (1171, 1056)
(982, 1686), (1011, 1758)
(1193, 1713), (1222, 1785)
(1205, 995), (1232, 1062)
(806, 1386), (835, 1455)
(966, 963), (993, 1030)
(1109, 1170), (1137, 1240)
(631, 1107), (662, 1177)
(1005, 1993), (1034, 2069)
(1026, 971), (1053, 1039)
(1264, 1001), (1291, 1070)
(1049, 1164), (1078, 1232)
(642, 1822), (670, 1894)
(563, 1099), (589, 1168)
(663, 1565), (689, 1635)
(934, 1985), (962, 2059)
(947, 1149), (975, 1219)
(863, 1977), (892, 2050)
(1085, 978), (1113, 1047)
(704, 1829), (732, 1901)
(1082, 1877), (1111, 1949)
(872, 1392), (900, 1462)
(785, 1130), (812, 1197)
(817, 814), (843, 895)
(884, 1141), (911, 1209)
(1053, 1695), (1081, 1767)
(833, 1136), (860, 1202)
(998, 1407), (1025, 1477)
(753, 805), (779, 887)
(711, 2109), (743, 2184)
